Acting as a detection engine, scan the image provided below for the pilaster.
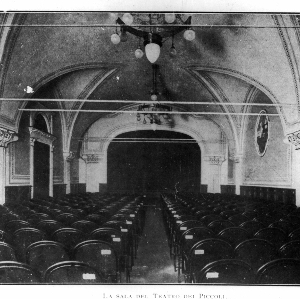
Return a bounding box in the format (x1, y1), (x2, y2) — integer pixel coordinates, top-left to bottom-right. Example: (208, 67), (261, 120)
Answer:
(63, 151), (75, 194)
(203, 155), (225, 193)
(0, 128), (18, 204)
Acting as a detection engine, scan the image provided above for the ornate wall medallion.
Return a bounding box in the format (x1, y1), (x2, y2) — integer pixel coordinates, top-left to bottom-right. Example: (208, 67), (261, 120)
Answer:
(255, 110), (270, 156)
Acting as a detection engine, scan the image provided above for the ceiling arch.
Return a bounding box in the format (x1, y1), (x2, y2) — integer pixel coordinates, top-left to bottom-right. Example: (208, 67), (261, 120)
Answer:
(0, 12), (298, 147)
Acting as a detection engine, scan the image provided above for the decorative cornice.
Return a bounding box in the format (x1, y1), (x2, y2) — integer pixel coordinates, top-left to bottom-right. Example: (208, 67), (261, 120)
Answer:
(30, 137), (36, 146)
(0, 127), (18, 147)
(63, 151), (76, 162)
(229, 154), (243, 163)
(82, 154), (101, 163)
(284, 130), (300, 150)
(204, 155), (225, 165)
(28, 127), (56, 146)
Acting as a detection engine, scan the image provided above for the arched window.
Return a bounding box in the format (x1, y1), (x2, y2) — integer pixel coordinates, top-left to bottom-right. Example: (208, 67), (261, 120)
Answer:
(34, 114), (49, 133)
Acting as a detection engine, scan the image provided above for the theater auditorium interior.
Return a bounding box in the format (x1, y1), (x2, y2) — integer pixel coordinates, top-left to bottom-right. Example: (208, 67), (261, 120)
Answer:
(1, 11), (300, 285)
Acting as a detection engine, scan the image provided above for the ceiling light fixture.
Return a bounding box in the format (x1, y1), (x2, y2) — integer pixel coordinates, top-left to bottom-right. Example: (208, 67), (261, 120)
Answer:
(135, 38), (144, 59)
(137, 64), (172, 130)
(111, 13), (194, 63)
(110, 25), (121, 44)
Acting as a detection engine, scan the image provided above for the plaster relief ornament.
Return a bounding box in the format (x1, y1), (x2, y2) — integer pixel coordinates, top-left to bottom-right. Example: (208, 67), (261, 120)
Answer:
(255, 110), (270, 156)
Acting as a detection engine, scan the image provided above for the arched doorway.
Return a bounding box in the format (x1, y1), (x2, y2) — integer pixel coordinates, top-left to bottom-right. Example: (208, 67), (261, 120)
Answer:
(107, 130), (200, 194)
(34, 141), (50, 198)
(33, 114), (50, 198)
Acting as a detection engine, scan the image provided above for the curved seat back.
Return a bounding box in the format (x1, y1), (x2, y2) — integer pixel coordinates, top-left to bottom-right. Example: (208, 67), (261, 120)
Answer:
(256, 258), (300, 284)
(44, 261), (103, 284)
(234, 238), (277, 272)
(194, 259), (254, 284)
(0, 261), (40, 283)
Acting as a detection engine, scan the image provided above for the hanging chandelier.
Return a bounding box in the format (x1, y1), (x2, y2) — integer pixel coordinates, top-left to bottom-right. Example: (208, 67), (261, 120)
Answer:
(136, 64), (172, 131)
(111, 13), (195, 63)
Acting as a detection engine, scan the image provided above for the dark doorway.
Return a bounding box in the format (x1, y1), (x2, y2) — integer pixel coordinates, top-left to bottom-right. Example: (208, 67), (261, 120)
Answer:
(107, 130), (200, 193)
(34, 141), (50, 198)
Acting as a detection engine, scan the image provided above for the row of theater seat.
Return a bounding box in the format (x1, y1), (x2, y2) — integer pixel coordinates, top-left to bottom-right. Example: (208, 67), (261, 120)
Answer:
(0, 193), (146, 283)
(161, 192), (300, 284)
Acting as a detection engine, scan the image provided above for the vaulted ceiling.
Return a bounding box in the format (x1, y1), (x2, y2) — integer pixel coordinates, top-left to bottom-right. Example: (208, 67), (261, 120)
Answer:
(0, 12), (300, 152)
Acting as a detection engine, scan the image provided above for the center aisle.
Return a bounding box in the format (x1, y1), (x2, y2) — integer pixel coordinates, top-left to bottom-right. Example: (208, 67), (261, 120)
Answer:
(130, 198), (178, 283)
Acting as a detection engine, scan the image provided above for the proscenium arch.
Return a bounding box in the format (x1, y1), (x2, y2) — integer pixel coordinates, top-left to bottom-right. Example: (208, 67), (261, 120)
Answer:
(81, 116), (229, 191)
(79, 101), (234, 155)
(100, 123), (205, 156)
(100, 122), (205, 191)
(69, 103), (212, 156)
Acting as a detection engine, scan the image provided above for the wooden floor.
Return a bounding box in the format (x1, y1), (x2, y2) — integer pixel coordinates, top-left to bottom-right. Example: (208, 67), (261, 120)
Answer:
(130, 199), (179, 283)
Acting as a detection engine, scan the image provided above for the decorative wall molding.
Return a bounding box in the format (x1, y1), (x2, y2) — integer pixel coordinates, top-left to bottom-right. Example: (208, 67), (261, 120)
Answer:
(28, 127), (56, 146)
(272, 15), (300, 114)
(8, 143), (30, 184)
(0, 127), (18, 147)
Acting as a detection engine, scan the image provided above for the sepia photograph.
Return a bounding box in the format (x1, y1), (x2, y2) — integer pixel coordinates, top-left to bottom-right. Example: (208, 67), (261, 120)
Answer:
(0, 0), (300, 297)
